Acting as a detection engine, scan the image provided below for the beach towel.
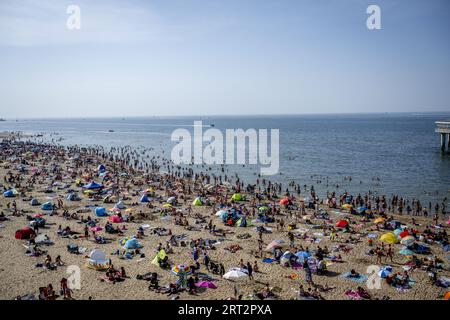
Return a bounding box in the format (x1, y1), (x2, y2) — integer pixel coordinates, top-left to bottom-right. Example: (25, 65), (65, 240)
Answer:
(345, 290), (362, 300)
(341, 272), (368, 283)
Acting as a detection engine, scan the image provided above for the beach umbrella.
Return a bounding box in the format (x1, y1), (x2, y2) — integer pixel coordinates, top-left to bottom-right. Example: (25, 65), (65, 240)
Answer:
(444, 291), (450, 300)
(358, 206), (368, 212)
(336, 220), (349, 228)
(295, 251), (311, 259)
(380, 232), (399, 244)
(195, 281), (217, 289)
(223, 269), (247, 280)
(302, 215), (313, 221)
(231, 193), (243, 201)
(342, 204), (352, 209)
(399, 248), (414, 255)
(378, 268), (392, 278)
(400, 236), (415, 246)
(142, 188), (155, 194)
(162, 203), (172, 208)
(265, 240), (285, 251)
(374, 217), (386, 224)
(279, 198), (290, 206)
(171, 264), (192, 276)
(258, 206), (269, 212)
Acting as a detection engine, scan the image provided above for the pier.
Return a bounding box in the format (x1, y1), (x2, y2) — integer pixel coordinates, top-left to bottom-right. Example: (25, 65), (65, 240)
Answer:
(435, 120), (450, 152)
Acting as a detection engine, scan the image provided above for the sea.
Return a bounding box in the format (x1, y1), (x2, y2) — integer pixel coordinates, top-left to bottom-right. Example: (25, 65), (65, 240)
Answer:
(1, 113), (449, 206)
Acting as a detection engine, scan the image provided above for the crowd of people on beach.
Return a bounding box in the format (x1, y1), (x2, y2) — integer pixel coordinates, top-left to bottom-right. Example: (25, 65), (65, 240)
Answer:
(0, 133), (449, 300)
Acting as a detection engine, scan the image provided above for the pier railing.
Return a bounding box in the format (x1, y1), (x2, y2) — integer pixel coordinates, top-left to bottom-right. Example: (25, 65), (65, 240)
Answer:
(435, 121), (450, 133)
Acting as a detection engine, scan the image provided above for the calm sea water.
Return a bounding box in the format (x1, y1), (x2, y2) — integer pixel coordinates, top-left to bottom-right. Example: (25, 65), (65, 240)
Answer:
(1, 113), (449, 205)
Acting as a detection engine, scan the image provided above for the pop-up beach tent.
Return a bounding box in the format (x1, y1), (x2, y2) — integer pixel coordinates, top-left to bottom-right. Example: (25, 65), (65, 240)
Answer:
(41, 202), (53, 211)
(94, 207), (107, 217)
(87, 249), (110, 270)
(140, 194), (149, 203)
(231, 193), (243, 201)
(192, 197), (202, 206)
(83, 181), (104, 190)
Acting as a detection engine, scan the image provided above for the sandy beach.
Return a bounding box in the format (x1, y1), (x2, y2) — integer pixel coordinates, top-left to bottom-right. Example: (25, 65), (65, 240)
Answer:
(0, 134), (448, 300)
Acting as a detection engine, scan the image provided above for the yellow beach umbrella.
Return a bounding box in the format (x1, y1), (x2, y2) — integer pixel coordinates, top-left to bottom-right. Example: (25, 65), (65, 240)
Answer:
(342, 204), (352, 209)
(380, 232), (399, 244)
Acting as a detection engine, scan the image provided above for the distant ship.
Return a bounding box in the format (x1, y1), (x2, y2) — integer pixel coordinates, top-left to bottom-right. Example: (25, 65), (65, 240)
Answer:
(0, 118), (5, 121)
(108, 129), (115, 132)
(210, 124), (215, 127)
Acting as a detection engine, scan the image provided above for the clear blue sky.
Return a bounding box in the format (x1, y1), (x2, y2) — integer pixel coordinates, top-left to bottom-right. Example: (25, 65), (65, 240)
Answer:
(0, 0), (449, 118)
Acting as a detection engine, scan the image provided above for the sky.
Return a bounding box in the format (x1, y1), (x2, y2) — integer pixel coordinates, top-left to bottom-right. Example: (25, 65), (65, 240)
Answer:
(0, 0), (449, 118)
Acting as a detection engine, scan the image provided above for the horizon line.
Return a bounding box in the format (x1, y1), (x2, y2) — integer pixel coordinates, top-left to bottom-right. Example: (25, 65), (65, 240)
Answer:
(2, 110), (450, 121)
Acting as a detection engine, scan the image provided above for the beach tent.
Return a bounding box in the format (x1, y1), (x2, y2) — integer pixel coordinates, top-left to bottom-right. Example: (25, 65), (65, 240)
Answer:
(399, 248), (415, 255)
(87, 249), (110, 270)
(140, 194), (150, 203)
(15, 227), (35, 240)
(231, 193), (243, 201)
(216, 210), (227, 217)
(380, 232), (399, 244)
(30, 198), (40, 206)
(192, 197), (203, 206)
(236, 216), (247, 227)
(151, 249), (167, 266)
(114, 201), (126, 209)
(336, 220), (349, 228)
(83, 181), (104, 190)
(108, 215), (123, 223)
(195, 281), (217, 289)
(3, 189), (16, 197)
(66, 193), (79, 201)
(400, 230), (410, 238)
(444, 291), (450, 300)
(400, 236), (415, 246)
(279, 198), (290, 206)
(94, 207), (107, 217)
(265, 240), (285, 252)
(98, 164), (106, 172)
(223, 269), (247, 280)
(167, 196), (176, 204)
(41, 202), (53, 211)
(123, 238), (142, 250)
